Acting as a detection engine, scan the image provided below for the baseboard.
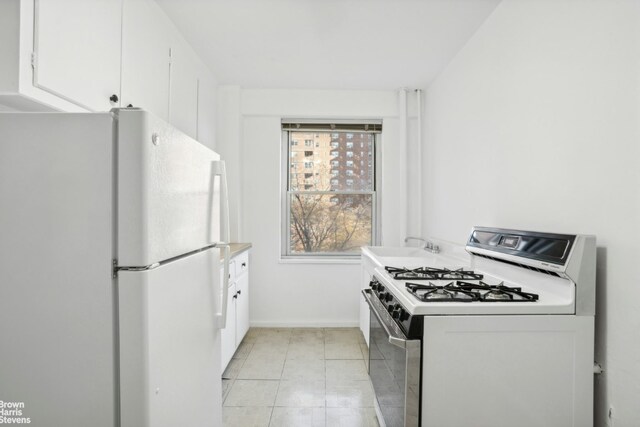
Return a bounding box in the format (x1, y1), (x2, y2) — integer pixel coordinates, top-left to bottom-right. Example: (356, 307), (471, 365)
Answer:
(249, 320), (360, 328)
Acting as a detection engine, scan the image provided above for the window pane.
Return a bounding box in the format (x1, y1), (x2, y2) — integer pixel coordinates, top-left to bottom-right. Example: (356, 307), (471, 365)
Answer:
(289, 193), (373, 254)
(289, 131), (373, 191)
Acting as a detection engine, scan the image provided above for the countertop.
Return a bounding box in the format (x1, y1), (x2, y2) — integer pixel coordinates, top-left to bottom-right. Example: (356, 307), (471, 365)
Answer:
(225, 243), (252, 259)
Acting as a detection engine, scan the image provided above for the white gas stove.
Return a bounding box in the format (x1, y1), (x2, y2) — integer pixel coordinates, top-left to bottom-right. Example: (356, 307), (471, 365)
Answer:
(361, 227), (596, 427)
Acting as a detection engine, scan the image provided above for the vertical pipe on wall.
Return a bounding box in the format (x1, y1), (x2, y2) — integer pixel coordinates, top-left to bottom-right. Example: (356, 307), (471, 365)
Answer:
(398, 88), (408, 243)
(415, 89), (422, 238)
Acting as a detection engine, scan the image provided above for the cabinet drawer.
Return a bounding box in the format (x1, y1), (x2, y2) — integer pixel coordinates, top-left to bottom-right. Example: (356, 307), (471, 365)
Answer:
(221, 259), (236, 285)
(235, 251), (249, 277)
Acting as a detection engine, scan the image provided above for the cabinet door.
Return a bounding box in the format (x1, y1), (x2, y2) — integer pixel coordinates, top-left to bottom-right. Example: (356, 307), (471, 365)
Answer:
(220, 279), (236, 374)
(235, 272), (249, 346)
(33, 0), (122, 111)
(121, 0), (171, 120)
(169, 40), (198, 139)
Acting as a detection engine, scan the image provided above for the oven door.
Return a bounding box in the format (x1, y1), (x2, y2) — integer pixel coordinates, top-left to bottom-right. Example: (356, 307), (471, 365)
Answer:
(363, 289), (421, 427)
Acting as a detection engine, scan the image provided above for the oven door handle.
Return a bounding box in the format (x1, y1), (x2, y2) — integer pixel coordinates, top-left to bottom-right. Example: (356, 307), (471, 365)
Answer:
(362, 289), (409, 349)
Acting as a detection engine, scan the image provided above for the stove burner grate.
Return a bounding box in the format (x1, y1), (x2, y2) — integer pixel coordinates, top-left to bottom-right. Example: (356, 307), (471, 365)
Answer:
(386, 266), (484, 281)
(405, 280), (539, 303)
(405, 282), (480, 302)
(455, 281), (539, 302)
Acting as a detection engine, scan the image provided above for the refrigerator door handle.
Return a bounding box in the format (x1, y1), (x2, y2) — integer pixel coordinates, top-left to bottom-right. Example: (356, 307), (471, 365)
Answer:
(215, 243), (231, 329)
(212, 160), (231, 329)
(212, 160), (230, 243)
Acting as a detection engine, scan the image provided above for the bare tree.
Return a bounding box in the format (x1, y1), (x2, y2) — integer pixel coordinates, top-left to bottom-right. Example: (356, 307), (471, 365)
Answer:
(287, 131), (373, 254)
(290, 194), (371, 253)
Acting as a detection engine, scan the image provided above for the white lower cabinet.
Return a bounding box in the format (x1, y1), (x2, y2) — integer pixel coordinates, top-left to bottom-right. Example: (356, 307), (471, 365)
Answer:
(220, 281), (237, 371)
(221, 250), (250, 372)
(235, 271), (250, 344)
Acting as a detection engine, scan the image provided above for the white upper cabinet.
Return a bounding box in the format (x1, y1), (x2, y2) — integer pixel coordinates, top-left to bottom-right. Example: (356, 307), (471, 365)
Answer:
(33, 0), (122, 111)
(0, 0), (216, 145)
(169, 40), (199, 140)
(196, 65), (217, 150)
(121, 0), (172, 121)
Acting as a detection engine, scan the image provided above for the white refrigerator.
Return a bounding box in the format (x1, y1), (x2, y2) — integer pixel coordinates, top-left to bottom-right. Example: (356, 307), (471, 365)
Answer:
(0, 109), (230, 427)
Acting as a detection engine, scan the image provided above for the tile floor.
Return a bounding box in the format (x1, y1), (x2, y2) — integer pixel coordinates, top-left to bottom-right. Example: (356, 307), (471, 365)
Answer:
(222, 327), (380, 427)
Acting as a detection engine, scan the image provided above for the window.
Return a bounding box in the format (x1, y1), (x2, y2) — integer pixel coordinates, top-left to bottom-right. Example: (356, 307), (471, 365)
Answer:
(281, 121), (380, 258)
(305, 140), (313, 147)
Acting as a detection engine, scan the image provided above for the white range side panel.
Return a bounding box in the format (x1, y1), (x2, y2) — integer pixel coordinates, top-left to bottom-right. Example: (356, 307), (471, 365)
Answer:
(0, 113), (116, 426)
(118, 247), (222, 427)
(422, 315), (594, 427)
(117, 109), (221, 266)
(360, 255), (377, 347)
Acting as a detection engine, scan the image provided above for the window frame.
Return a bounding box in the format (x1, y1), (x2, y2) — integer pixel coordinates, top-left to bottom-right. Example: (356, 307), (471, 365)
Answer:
(280, 123), (382, 261)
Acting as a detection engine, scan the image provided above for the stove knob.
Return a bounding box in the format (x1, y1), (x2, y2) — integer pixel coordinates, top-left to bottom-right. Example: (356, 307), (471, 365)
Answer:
(392, 308), (402, 319)
(387, 304), (395, 313)
(399, 310), (410, 322)
(384, 294), (393, 303)
(378, 292), (388, 301)
(369, 281), (378, 291)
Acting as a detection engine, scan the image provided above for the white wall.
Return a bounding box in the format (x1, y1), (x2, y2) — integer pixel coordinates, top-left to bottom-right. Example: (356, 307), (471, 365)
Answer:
(421, 0), (640, 425)
(217, 88), (419, 326)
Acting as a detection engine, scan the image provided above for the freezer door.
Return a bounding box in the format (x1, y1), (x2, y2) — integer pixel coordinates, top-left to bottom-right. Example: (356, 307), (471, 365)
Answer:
(118, 247), (222, 427)
(116, 109), (222, 266)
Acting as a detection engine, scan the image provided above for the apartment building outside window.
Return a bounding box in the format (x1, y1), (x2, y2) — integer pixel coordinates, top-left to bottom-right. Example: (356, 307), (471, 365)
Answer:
(282, 120), (381, 258)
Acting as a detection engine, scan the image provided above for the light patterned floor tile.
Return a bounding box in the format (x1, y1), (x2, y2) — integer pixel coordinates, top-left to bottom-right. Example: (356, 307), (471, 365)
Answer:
(222, 379), (233, 402)
(325, 342), (364, 359)
(233, 340), (254, 359)
(224, 380), (279, 407)
(223, 406), (273, 427)
(275, 380), (325, 407)
(248, 342), (289, 358)
(281, 358), (325, 380)
(325, 328), (363, 344)
(269, 407), (325, 427)
(237, 354), (286, 380)
(223, 357), (245, 379)
(326, 407), (380, 427)
(326, 360), (369, 383)
(286, 341), (325, 360)
(326, 381), (375, 408)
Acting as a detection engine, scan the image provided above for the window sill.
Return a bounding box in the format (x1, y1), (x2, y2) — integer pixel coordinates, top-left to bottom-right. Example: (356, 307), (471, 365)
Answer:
(279, 256), (361, 265)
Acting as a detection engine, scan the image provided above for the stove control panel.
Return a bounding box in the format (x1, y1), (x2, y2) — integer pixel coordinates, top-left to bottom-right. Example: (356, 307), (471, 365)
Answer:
(369, 277), (423, 339)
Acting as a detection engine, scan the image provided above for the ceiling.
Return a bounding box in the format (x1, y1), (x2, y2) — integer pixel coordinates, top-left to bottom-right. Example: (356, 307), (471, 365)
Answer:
(156, 0), (501, 90)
